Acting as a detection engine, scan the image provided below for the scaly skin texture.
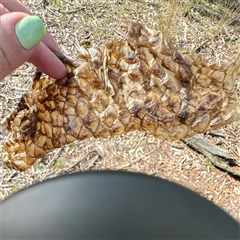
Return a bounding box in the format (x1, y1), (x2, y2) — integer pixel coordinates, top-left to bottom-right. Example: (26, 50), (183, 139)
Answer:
(2, 22), (240, 171)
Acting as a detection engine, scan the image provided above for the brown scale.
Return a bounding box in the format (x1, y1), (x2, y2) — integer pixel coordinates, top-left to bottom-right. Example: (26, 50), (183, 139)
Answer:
(2, 22), (240, 171)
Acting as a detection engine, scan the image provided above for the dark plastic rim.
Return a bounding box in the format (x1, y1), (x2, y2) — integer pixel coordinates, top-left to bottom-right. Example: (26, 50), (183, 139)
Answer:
(0, 171), (239, 239)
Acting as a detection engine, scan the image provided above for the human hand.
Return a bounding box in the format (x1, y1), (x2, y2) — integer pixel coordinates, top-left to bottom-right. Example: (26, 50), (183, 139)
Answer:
(0, 0), (67, 81)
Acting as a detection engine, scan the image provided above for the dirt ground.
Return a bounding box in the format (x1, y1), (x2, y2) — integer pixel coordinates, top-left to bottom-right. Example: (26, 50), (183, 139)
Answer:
(0, 0), (240, 223)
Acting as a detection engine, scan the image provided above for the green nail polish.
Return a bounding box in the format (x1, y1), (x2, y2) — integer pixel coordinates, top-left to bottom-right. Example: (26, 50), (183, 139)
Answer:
(15, 16), (46, 50)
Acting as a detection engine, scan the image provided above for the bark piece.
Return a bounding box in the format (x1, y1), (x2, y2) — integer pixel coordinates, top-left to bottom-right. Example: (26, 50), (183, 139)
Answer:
(182, 134), (240, 177)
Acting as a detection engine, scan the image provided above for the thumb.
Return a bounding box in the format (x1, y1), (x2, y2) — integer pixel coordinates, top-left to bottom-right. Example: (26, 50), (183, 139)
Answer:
(0, 12), (67, 81)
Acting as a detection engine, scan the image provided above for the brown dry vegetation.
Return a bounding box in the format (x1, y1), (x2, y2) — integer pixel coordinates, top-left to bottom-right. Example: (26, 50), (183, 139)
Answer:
(0, 0), (240, 222)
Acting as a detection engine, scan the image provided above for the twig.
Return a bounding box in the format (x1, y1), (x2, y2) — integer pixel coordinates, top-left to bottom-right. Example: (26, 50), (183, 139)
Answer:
(208, 130), (226, 138)
(5, 171), (18, 182)
(46, 147), (65, 168)
(117, 148), (158, 170)
(55, 150), (100, 176)
(0, 184), (17, 188)
(82, 153), (101, 170)
(0, 94), (20, 101)
(59, 8), (84, 14)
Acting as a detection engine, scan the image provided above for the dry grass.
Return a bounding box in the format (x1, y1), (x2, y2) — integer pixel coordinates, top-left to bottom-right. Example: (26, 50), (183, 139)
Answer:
(0, 0), (240, 222)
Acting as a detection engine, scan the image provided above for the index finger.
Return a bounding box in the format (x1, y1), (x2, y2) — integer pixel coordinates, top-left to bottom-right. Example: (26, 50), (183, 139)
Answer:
(1, 0), (63, 53)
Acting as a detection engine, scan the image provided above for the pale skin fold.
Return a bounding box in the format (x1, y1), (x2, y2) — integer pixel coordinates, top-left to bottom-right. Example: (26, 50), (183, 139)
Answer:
(2, 22), (240, 171)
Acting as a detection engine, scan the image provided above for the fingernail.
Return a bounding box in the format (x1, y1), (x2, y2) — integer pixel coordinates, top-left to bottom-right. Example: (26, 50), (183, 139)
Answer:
(15, 16), (46, 50)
